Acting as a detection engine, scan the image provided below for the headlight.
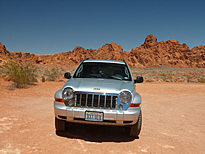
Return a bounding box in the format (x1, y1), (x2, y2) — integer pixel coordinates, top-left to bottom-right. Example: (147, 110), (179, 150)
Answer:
(62, 87), (74, 100)
(120, 91), (131, 104)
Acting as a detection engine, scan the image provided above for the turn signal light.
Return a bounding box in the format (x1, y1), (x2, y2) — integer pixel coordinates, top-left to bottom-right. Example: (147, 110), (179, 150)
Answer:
(55, 98), (64, 103)
(129, 103), (141, 107)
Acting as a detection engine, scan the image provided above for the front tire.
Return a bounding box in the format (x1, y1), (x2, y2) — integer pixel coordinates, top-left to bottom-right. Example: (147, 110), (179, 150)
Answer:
(126, 110), (142, 137)
(55, 117), (66, 132)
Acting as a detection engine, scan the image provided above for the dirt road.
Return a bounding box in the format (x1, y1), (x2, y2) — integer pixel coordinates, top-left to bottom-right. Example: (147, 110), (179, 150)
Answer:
(0, 79), (204, 154)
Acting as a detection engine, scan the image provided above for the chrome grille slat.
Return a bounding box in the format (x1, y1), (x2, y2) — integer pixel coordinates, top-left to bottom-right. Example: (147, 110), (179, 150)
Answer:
(98, 95), (100, 108)
(91, 95), (94, 107)
(110, 96), (113, 108)
(79, 94), (81, 106)
(74, 92), (118, 109)
(104, 96), (106, 108)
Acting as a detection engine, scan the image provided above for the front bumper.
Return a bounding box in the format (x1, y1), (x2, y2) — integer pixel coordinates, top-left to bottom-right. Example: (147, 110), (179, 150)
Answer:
(54, 101), (141, 126)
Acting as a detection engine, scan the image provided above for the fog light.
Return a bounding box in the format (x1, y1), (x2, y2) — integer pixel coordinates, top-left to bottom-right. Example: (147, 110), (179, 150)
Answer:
(118, 104), (124, 109)
(69, 100), (73, 106)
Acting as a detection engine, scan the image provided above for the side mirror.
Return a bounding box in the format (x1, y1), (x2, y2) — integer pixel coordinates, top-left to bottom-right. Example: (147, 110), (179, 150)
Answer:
(64, 72), (71, 79)
(134, 76), (143, 83)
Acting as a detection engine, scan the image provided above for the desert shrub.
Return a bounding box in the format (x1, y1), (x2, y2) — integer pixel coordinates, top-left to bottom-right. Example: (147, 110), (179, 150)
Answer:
(198, 78), (205, 83)
(7, 85), (15, 90)
(160, 73), (167, 77)
(0, 61), (38, 88)
(41, 76), (46, 82)
(43, 68), (61, 81)
(0, 68), (3, 74)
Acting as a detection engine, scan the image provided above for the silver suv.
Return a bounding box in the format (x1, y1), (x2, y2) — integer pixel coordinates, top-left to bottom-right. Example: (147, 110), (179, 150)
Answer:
(54, 59), (143, 137)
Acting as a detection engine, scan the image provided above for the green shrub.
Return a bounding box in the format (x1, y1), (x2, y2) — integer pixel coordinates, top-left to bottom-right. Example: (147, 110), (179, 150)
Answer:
(0, 61), (38, 88)
(160, 73), (167, 77)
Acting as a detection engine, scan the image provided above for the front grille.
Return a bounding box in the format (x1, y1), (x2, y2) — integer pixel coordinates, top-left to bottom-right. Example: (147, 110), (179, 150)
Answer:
(74, 92), (118, 109)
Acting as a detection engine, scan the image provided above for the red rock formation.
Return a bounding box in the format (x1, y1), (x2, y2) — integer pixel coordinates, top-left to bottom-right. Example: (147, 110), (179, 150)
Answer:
(0, 35), (205, 68)
(0, 42), (11, 58)
(0, 42), (12, 64)
(130, 35), (205, 68)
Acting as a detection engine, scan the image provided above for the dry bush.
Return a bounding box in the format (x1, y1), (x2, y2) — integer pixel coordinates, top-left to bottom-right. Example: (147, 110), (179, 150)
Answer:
(43, 68), (62, 81)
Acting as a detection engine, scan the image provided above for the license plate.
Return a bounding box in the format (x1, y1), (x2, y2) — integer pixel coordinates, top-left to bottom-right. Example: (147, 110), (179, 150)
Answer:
(85, 111), (103, 122)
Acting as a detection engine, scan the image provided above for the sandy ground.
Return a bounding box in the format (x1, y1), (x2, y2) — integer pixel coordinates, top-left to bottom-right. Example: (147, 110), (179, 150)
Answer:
(0, 78), (204, 154)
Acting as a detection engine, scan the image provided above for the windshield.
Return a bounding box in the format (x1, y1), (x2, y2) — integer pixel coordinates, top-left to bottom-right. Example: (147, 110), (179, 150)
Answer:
(73, 62), (132, 81)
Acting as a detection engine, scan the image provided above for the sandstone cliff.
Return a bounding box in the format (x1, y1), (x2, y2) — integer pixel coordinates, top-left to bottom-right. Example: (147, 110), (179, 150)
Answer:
(0, 35), (205, 68)
(130, 35), (205, 67)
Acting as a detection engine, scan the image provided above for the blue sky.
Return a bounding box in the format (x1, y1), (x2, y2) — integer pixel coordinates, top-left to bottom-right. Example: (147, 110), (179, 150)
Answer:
(1, 0), (205, 54)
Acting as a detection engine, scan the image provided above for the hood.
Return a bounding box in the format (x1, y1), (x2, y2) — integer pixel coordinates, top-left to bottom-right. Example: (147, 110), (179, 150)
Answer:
(63, 78), (134, 94)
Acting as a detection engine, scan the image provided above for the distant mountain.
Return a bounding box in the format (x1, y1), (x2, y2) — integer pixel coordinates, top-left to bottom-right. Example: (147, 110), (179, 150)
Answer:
(1, 35), (205, 68)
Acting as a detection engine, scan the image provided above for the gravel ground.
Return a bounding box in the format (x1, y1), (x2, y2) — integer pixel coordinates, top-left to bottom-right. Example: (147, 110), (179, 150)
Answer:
(0, 78), (205, 154)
